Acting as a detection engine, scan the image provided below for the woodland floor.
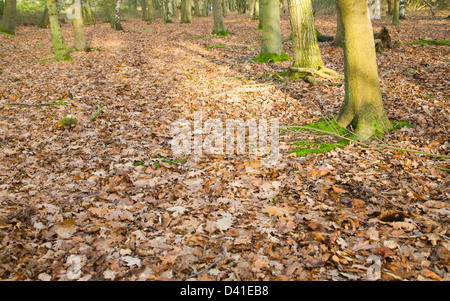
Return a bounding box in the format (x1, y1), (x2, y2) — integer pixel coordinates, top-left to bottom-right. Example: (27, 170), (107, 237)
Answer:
(0, 12), (449, 281)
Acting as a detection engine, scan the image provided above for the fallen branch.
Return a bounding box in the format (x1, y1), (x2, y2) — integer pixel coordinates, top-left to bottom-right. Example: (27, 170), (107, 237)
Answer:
(182, 246), (228, 281)
(8, 102), (54, 107)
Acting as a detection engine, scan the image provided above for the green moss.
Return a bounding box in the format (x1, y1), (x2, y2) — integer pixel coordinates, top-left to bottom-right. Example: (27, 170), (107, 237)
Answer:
(409, 39), (450, 46)
(211, 30), (229, 36)
(392, 120), (413, 130)
(205, 45), (231, 50)
(292, 140), (348, 157)
(253, 52), (291, 63)
(58, 117), (77, 127)
(0, 30), (15, 37)
(133, 161), (144, 167)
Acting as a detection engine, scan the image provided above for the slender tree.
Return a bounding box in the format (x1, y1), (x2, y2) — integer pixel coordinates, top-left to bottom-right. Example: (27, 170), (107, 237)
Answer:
(399, 0), (405, 19)
(142, 0), (148, 20)
(113, 0), (123, 30)
(0, 0), (16, 35)
(147, 0), (154, 22)
(333, 2), (344, 46)
(45, 0), (70, 61)
(71, 0), (86, 50)
(392, 0), (399, 25)
(222, 0), (228, 17)
(254, 0), (288, 62)
(212, 0), (227, 35)
(336, 0), (392, 140)
(37, 4), (49, 29)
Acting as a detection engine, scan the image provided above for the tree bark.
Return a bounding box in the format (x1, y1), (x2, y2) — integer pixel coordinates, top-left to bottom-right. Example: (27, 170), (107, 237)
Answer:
(147, 0), (154, 22)
(181, 0), (191, 23)
(113, 0), (123, 30)
(260, 0), (283, 55)
(288, 0), (323, 71)
(222, 0), (228, 17)
(392, 0), (399, 25)
(212, 0), (226, 35)
(38, 4), (49, 29)
(72, 0), (86, 50)
(142, 0), (148, 20)
(387, 0), (393, 15)
(333, 2), (344, 46)
(336, 0), (392, 140)
(399, 0), (405, 19)
(0, 0), (16, 35)
(194, 0), (201, 17)
(45, 0), (69, 61)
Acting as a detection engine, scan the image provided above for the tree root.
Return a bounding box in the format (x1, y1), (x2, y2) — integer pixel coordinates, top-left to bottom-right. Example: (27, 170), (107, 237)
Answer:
(290, 66), (343, 79)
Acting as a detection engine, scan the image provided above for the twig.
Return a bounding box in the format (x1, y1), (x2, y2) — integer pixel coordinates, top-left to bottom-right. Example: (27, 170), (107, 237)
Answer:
(90, 105), (103, 121)
(182, 246), (228, 281)
(237, 52), (258, 71)
(8, 102), (54, 107)
(422, 0), (435, 16)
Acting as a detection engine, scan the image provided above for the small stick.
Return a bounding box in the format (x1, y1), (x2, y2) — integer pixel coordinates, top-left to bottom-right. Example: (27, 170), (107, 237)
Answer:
(182, 246), (228, 281)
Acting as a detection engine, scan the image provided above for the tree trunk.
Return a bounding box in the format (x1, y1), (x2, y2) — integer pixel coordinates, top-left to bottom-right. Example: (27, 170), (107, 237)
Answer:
(142, 0), (148, 20)
(147, 0), (154, 22)
(333, 2), (344, 46)
(336, 0), (392, 140)
(181, 0), (192, 23)
(392, 0), (399, 25)
(45, 0), (70, 61)
(212, 0), (226, 35)
(248, 0), (256, 18)
(257, 0), (262, 29)
(281, 0), (288, 14)
(222, 0), (228, 17)
(260, 0), (283, 55)
(72, 0), (86, 50)
(38, 4), (49, 29)
(113, 0), (123, 30)
(0, 0), (16, 35)
(399, 0), (405, 19)
(288, 0), (323, 71)
(387, 0), (393, 15)
(85, 0), (95, 24)
(203, 0), (209, 16)
(194, 0), (201, 17)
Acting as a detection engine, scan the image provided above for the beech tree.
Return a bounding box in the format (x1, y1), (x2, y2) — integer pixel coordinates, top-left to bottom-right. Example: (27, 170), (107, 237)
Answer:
(37, 4), (49, 29)
(333, 3), (344, 46)
(336, 0), (392, 139)
(73, 0), (86, 50)
(46, 0), (71, 61)
(0, 0), (16, 35)
(147, 0), (154, 22)
(255, 0), (288, 62)
(392, 0), (400, 25)
(212, 0), (227, 35)
(181, 0), (191, 23)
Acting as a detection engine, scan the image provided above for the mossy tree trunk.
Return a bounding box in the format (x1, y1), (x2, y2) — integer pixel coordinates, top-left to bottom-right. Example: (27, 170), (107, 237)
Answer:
(113, 0), (123, 30)
(147, 0), (154, 22)
(333, 2), (344, 46)
(85, 0), (95, 24)
(0, 0), (16, 35)
(392, 0), (399, 25)
(45, 0), (70, 61)
(38, 4), (49, 29)
(212, 0), (226, 35)
(259, 0), (283, 55)
(336, 0), (392, 140)
(288, 0), (323, 72)
(72, 0), (86, 50)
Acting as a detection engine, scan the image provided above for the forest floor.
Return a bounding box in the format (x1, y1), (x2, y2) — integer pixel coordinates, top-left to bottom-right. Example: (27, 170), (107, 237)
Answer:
(0, 12), (449, 281)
